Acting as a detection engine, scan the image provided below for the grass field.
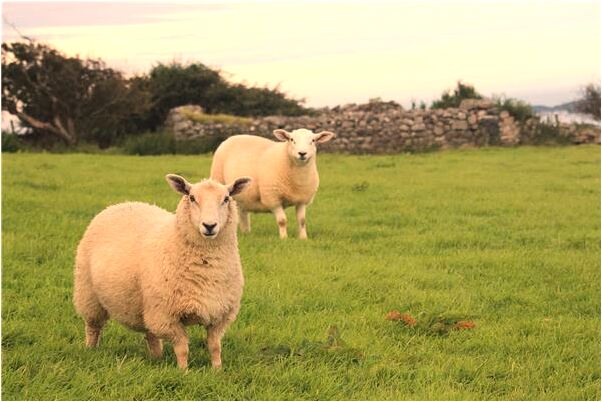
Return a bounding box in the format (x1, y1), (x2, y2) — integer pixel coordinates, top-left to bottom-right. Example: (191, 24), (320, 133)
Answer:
(2, 146), (600, 400)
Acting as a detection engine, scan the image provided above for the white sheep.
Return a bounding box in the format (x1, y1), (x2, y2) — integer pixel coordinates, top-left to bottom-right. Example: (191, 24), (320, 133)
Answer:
(210, 128), (335, 239)
(73, 174), (251, 370)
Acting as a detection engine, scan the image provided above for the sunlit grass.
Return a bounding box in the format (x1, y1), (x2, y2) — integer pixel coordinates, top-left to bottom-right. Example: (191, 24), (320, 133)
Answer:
(2, 146), (600, 400)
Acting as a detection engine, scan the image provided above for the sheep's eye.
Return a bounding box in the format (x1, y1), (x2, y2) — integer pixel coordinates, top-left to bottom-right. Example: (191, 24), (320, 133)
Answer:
(189, 195), (195, 203)
(223, 196), (229, 204)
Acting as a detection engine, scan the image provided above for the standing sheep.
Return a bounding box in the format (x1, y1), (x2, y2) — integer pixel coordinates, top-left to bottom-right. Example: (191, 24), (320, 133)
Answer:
(210, 128), (335, 239)
(73, 174), (251, 370)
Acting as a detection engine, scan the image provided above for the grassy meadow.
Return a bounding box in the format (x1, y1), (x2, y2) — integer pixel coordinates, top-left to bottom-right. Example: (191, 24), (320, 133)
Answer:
(2, 146), (600, 400)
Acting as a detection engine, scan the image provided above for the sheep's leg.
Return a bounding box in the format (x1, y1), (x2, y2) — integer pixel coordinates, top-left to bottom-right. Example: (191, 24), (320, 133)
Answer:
(170, 328), (189, 370)
(206, 312), (236, 369)
(74, 266), (108, 348)
(84, 320), (106, 348)
(145, 332), (163, 359)
(295, 204), (308, 240)
(147, 319), (189, 369)
(239, 206), (251, 233)
(80, 302), (108, 348)
(272, 205), (287, 239)
(206, 325), (224, 369)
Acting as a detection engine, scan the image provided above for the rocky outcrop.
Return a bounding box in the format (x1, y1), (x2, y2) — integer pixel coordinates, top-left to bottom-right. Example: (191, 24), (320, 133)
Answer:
(165, 100), (599, 154)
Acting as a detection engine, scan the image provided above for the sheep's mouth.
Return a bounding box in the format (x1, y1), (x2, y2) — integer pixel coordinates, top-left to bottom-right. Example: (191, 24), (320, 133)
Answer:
(202, 231), (217, 239)
(297, 155), (310, 162)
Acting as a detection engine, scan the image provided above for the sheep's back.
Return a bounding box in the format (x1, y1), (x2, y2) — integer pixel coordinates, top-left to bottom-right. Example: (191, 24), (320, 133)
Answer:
(212, 135), (277, 210)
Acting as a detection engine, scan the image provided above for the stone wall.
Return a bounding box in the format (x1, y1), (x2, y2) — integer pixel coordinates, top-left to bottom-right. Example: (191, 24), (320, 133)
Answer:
(165, 100), (599, 154)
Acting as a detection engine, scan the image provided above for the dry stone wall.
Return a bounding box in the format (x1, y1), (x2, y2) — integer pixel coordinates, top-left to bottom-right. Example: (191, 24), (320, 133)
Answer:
(165, 99), (598, 154)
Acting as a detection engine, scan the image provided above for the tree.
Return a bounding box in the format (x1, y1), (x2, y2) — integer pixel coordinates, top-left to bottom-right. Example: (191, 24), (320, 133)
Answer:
(142, 62), (307, 130)
(575, 83), (601, 120)
(2, 41), (150, 147)
(431, 81), (482, 109)
(142, 62), (226, 130)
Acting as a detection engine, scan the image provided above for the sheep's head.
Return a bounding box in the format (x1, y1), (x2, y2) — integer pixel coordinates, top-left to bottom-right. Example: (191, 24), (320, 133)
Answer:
(273, 128), (335, 164)
(166, 174), (251, 239)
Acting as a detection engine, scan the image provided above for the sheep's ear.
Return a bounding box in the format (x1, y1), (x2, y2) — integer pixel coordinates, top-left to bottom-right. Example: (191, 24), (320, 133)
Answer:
(228, 177), (252, 196)
(273, 129), (291, 142)
(314, 131), (336, 143)
(166, 174), (191, 195)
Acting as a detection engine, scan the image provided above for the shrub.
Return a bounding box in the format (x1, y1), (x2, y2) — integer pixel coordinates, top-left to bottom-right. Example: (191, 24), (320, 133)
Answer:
(123, 132), (175, 155)
(431, 81), (482, 109)
(494, 96), (535, 122)
(174, 134), (229, 155)
(575, 83), (601, 120)
(123, 131), (229, 156)
(525, 123), (572, 146)
(2, 132), (21, 153)
(141, 62), (308, 130)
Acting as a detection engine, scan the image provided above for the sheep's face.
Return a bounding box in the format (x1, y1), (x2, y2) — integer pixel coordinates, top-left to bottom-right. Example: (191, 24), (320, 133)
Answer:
(166, 175), (251, 239)
(274, 129), (335, 164)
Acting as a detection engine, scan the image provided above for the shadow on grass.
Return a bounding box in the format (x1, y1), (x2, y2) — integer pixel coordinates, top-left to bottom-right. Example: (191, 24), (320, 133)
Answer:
(259, 325), (363, 365)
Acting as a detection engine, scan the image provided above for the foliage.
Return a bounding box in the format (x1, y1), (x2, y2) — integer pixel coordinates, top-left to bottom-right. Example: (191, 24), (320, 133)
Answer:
(575, 83), (601, 120)
(174, 135), (228, 155)
(494, 96), (535, 122)
(2, 147), (600, 400)
(123, 131), (228, 156)
(2, 42), (307, 147)
(1, 41), (150, 148)
(141, 62), (307, 130)
(1, 132), (22, 153)
(431, 81), (482, 109)
(522, 122), (573, 146)
(123, 132), (176, 155)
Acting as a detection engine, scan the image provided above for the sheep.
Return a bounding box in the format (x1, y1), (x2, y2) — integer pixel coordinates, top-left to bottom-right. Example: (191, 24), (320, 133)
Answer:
(210, 128), (335, 239)
(73, 174), (251, 370)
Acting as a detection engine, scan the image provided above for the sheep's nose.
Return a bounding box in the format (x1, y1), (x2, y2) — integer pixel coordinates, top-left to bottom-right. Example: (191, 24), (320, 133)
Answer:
(298, 152), (307, 158)
(202, 222), (217, 232)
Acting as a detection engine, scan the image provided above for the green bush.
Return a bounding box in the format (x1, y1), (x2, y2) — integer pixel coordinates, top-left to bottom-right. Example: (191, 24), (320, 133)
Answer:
(123, 132), (175, 155)
(526, 123), (572, 146)
(495, 96), (535, 122)
(142, 62), (308, 130)
(123, 132), (229, 155)
(174, 135), (228, 155)
(431, 81), (482, 109)
(1, 132), (21, 153)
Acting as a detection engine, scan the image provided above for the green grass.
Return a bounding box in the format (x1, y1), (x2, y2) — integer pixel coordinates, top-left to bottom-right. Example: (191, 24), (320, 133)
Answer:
(2, 146), (600, 400)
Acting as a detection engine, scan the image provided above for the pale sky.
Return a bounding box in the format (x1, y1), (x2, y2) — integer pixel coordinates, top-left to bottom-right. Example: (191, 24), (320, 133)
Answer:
(2, 0), (600, 108)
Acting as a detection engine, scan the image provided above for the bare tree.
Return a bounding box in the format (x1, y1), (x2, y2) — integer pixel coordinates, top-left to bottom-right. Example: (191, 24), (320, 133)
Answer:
(575, 83), (601, 121)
